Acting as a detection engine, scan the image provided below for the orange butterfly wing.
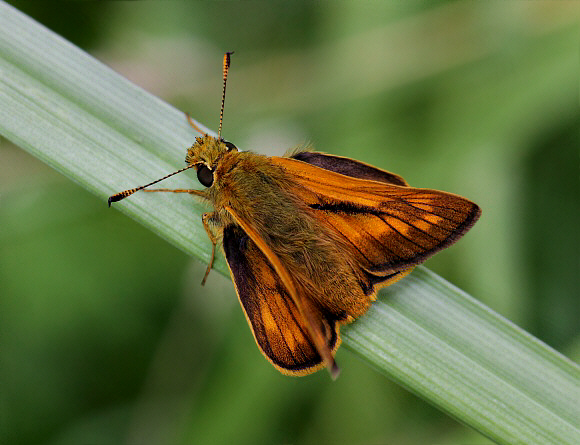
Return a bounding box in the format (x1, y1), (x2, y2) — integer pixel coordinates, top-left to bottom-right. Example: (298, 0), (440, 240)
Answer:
(272, 154), (481, 289)
(222, 224), (340, 376)
(221, 151), (480, 376)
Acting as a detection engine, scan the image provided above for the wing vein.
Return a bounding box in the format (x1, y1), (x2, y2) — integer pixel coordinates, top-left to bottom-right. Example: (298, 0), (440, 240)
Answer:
(274, 285), (317, 360)
(376, 214), (430, 252)
(380, 210), (448, 242)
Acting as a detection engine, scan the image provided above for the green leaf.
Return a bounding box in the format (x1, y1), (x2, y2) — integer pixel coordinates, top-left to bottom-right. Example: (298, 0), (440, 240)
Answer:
(343, 267), (579, 444)
(0, 3), (578, 445)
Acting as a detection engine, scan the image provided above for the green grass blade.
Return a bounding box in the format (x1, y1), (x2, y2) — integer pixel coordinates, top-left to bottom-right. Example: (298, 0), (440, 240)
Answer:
(343, 267), (579, 444)
(0, 3), (578, 445)
(0, 0), (218, 271)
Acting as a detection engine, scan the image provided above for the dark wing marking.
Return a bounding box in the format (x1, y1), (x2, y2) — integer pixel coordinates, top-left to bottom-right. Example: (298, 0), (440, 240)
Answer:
(291, 151), (408, 186)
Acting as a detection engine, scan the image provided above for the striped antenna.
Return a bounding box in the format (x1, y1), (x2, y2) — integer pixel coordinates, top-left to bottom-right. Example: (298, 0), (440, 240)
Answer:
(109, 52), (234, 208)
(218, 51), (234, 139)
(108, 164), (196, 207)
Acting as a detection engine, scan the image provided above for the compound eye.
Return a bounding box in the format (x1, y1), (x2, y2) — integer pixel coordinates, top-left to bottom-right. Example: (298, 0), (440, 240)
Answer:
(196, 164), (214, 187)
(223, 140), (237, 151)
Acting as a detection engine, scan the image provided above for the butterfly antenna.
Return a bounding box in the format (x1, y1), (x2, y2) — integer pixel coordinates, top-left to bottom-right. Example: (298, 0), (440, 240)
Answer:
(108, 164), (196, 207)
(218, 51), (233, 139)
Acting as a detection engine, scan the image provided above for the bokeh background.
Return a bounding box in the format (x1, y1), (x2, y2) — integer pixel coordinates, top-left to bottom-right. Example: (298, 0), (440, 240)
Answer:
(1, 2), (578, 444)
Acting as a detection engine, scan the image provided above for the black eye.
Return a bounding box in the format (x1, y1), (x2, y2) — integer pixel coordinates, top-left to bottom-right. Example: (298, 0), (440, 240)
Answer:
(223, 140), (237, 150)
(197, 165), (214, 187)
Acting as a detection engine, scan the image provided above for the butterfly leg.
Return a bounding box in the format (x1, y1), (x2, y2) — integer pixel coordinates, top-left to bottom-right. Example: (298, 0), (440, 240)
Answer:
(141, 188), (217, 284)
(185, 112), (205, 134)
(201, 211), (221, 285)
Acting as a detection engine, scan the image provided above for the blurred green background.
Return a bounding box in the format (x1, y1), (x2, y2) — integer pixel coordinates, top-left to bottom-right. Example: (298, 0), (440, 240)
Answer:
(1, 1), (578, 444)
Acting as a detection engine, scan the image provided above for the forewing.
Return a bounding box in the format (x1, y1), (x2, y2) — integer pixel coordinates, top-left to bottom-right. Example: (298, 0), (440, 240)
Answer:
(222, 224), (340, 376)
(272, 157), (481, 275)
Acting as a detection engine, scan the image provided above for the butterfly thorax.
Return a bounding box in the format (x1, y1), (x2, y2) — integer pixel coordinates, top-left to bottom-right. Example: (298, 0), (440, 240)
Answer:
(207, 150), (370, 321)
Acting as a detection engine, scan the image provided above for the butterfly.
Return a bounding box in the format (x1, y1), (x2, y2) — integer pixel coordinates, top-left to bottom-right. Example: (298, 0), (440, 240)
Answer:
(109, 52), (480, 378)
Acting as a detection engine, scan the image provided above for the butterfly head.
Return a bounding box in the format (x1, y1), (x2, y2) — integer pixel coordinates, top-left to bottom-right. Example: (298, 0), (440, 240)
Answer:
(186, 134), (238, 188)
